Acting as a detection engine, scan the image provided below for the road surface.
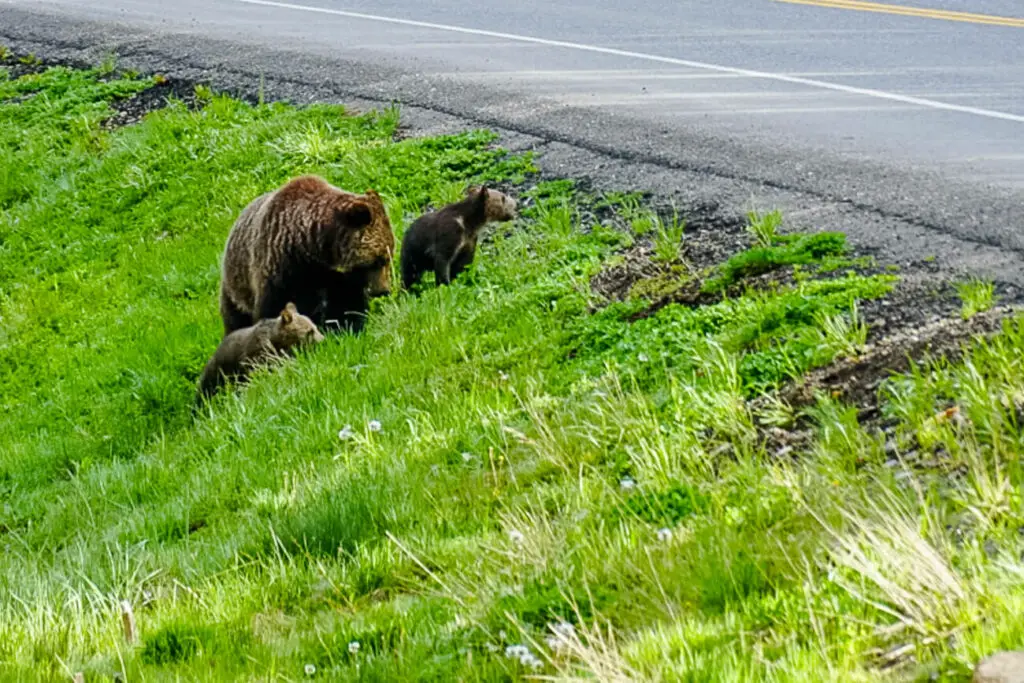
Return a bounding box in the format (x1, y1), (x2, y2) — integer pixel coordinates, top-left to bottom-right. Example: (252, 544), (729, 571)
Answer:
(2, 0), (1024, 283)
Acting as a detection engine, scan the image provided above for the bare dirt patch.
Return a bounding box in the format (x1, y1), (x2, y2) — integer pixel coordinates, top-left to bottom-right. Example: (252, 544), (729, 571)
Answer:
(104, 75), (203, 128)
(0, 50), (62, 79)
(767, 304), (1019, 419)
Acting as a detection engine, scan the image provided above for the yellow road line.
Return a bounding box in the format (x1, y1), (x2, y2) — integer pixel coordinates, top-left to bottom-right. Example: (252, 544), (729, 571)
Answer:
(775, 0), (1024, 27)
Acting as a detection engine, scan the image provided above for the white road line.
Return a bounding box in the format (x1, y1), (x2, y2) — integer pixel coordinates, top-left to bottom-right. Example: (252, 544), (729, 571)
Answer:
(235, 0), (1024, 124)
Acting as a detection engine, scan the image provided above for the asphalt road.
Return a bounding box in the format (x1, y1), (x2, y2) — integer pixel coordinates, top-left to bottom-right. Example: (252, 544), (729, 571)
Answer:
(2, 0), (1024, 285)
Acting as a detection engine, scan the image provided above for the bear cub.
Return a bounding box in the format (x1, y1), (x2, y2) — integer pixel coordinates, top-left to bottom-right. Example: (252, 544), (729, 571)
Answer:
(219, 175), (395, 336)
(196, 302), (324, 403)
(400, 186), (516, 289)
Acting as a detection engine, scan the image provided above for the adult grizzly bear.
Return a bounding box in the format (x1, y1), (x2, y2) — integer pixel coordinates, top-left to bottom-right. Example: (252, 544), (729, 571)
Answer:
(219, 175), (394, 335)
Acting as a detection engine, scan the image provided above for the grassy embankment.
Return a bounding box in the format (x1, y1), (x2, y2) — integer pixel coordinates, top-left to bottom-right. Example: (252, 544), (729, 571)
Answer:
(1, 56), (1022, 682)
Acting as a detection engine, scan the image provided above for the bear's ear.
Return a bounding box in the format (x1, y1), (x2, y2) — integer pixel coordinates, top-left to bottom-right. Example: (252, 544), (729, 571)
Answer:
(474, 186), (489, 205)
(336, 200), (373, 230)
(281, 302), (297, 324)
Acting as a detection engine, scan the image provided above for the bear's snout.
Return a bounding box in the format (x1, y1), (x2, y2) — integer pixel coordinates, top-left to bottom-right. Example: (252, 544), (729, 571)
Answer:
(365, 265), (392, 298)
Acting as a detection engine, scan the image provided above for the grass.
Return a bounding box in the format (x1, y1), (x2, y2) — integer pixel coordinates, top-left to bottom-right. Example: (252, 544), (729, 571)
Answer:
(2, 60), (1024, 682)
(957, 278), (997, 320)
(747, 209), (783, 248)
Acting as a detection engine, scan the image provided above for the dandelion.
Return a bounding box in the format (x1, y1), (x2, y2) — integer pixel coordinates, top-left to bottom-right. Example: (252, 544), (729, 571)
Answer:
(619, 476), (636, 492)
(367, 420), (382, 433)
(656, 527), (672, 542)
(508, 529), (525, 544)
(337, 425), (354, 440)
(348, 641), (360, 654)
(304, 663), (316, 676)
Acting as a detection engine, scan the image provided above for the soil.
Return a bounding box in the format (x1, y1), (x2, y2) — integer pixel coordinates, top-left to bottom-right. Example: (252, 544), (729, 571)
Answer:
(104, 76), (203, 128)
(0, 50), (69, 79)
(766, 304), (1018, 417)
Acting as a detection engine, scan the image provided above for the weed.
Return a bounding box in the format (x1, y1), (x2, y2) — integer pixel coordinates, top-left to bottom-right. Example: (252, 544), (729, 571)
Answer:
(652, 207), (685, 264)
(957, 278), (996, 319)
(193, 83), (215, 103)
(98, 53), (117, 75)
(816, 302), (867, 358)
(703, 232), (848, 292)
(746, 208), (783, 247)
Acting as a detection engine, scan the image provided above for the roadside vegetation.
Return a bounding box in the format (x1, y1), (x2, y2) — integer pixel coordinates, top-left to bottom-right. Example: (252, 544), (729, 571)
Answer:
(1, 55), (1022, 682)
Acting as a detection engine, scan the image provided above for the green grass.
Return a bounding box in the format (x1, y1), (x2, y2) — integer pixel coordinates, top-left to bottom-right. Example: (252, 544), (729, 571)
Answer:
(957, 278), (997, 320)
(746, 209), (783, 248)
(2, 62), (1024, 682)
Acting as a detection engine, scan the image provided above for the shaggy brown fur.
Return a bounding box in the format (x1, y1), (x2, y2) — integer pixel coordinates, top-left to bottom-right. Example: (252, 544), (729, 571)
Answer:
(400, 186), (516, 289)
(219, 175), (395, 335)
(196, 303), (324, 403)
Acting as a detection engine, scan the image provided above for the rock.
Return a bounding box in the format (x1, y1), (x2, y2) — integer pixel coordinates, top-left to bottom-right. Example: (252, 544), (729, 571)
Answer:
(974, 651), (1024, 683)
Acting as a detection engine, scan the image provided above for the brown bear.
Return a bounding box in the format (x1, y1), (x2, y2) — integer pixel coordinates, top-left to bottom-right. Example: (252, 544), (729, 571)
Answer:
(219, 175), (395, 335)
(196, 302), (324, 403)
(400, 186), (516, 289)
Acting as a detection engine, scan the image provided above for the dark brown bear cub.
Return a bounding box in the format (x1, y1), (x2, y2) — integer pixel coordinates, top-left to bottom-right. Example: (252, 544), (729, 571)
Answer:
(196, 303), (324, 403)
(219, 175), (395, 336)
(400, 186), (516, 289)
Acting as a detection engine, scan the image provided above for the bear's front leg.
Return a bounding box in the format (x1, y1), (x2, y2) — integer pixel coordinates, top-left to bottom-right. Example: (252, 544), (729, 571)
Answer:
(220, 290), (254, 335)
(256, 273), (319, 323)
(448, 243), (476, 282)
(433, 255), (453, 286)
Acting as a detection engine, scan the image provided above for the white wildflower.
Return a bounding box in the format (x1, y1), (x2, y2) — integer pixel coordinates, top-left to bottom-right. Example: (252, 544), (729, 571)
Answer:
(367, 420), (382, 433)
(638, 353), (649, 363)
(505, 644), (529, 659)
(619, 476), (636, 491)
(461, 452), (473, 463)
(552, 621), (575, 637)
(656, 527), (672, 542)
(348, 641), (360, 654)
(304, 663), (316, 676)
(498, 371), (509, 381)
(521, 653), (543, 669)
(337, 425), (354, 440)
(508, 529), (525, 544)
